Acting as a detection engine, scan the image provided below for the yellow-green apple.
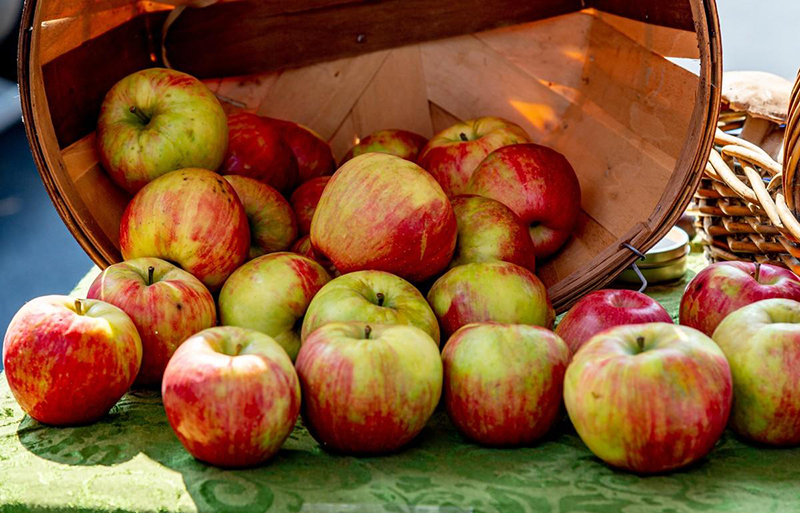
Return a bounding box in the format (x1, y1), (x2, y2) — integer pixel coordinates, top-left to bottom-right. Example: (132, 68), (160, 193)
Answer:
(713, 298), (800, 445)
(221, 112), (298, 195)
(291, 235), (338, 276)
(295, 322), (442, 454)
(301, 270), (439, 345)
(417, 117), (530, 197)
(223, 175), (297, 259)
(564, 323), (732, 474)
(427, 262), (554, 340)
(87, 257), (216, 387)
(97, 68), (228, 194)
(442, 323), (569, 446)
(162, 326), (300, 468)
(219, 252), (331, 360)
(311, 153), (456, 282)
(340, 129), (428, 165)
(466, 144), (581, 259)
(555, 290), (672, 355)
(680, 262), (800, 336)
(449, 194), (536, 272)
(290, 176), (330, 236)
(3, 296), (142, 425)
(120, 168), (249, 291)
(261, 117), (336, 182)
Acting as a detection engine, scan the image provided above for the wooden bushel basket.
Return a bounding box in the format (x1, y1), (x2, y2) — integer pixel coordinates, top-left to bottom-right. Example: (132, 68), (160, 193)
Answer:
(18, 0), (721, 311)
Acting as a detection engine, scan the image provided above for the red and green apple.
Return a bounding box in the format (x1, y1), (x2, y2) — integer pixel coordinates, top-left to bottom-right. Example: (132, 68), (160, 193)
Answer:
(290, 176), (330, 236)
(262, 117), (336, 183)
(340, 129), (428, 165)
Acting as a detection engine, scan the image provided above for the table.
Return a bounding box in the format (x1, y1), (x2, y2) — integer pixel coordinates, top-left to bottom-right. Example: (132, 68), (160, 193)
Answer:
(2, 257), (800, 513)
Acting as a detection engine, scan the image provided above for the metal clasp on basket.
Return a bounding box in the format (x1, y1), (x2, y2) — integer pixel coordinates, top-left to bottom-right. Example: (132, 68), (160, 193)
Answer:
(621, 242), (648, 293)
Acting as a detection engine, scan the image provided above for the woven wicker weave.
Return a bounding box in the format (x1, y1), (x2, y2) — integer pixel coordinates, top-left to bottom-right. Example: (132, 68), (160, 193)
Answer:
(693, 72), (800, 273)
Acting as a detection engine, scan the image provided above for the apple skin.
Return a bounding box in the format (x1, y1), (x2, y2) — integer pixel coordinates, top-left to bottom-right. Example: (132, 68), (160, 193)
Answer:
(119, 168), (250, 292)
(449, 195), (536, 272)
(680, 262), (800, 337)
(311, 153), (457, 282)
(3, 296), (142, 426)
(223, 175), (298, 259)
(301, 270), (439, 346)
(162, 326), (301, 468)
(340, 129), (428, 165)
(97, 68), (228, 194)
(466, 143), (581, 259)
(290, 176), (330, 236)
(555, 289), (673, 355)
(427, 262), (555, 340)
(219, 252), (331, 360)
(417, 117), (530, 197)
(713, 298), (800, 445)
(87, 257), (217, 387)
(221, 112), (299, 195)
(564, 323), (732, 474)
(261, 117), (336, 182)
(295, 322), (442, 454)
(442, 323), (569, 447)
(291, 235), (338, 276)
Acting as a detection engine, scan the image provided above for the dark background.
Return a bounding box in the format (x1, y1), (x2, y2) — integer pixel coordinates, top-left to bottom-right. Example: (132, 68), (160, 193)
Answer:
(0, 4), (93, 365)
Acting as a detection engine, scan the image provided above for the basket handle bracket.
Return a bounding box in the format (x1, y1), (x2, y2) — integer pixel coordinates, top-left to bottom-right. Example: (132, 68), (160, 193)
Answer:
(621, 242), (648, 294)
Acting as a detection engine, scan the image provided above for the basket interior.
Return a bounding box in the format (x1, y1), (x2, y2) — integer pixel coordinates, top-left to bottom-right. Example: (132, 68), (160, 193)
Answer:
(25, 0), (711, 310)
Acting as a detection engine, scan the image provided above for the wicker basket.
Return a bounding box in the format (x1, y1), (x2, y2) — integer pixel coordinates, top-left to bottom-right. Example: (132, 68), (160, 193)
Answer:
(18, 0), (721, 311)
(693, 72), (800, 273)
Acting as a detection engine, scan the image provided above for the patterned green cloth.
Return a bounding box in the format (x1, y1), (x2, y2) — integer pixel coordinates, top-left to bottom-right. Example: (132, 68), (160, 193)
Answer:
(1, 258), (799, 513)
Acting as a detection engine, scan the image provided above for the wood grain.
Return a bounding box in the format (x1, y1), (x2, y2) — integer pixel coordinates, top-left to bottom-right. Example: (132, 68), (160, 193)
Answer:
(163, 0), (584, 77)
(593, 10), (700, 58)
(593, 0), (695, 31)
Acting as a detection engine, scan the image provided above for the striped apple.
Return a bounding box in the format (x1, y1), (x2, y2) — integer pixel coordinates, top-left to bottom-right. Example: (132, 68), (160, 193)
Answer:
(219, 252), (331, 360)
(87, 257), (217, 386)
(119, 168), (250, 292)
(442, 323), (570, 446)
(564, 323), (732, 474)
(162, 326), (301, 468)
(311, 153), (457, 283)
(340, 129), (428, 165)
(427, 261), (554, 340)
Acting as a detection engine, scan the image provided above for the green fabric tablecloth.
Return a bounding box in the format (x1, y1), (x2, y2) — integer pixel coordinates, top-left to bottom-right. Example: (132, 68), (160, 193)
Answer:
(2, 257), (800, 513)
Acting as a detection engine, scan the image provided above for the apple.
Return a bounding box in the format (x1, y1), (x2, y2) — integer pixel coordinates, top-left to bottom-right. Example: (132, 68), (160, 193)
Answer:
(311, 153), (457, 282)
(221, 112), (298, 194)
(680, 262), (800, 336)
(713, 298), (800, 445)
(97, 68), (228, 194)
(564, 323), (732, 474)
(291, 235), (338, 276)
(466, 143), (581, 259)
(295, 322), (442, 454)
(86, 257), (217, 387)
(3, 296), (142, 425)
(120, 168), (250, 291)
(340, 129), (428, 165)
(223, 175), (298, 259)
(427, 261), (554, 340)
(162, 326), (301, 468)
(262, 117), (336, 182)
(417, 117), (530, 197)
(290, 176), (330, 236)
(301, 270), (439, 345)
(442, 323), (569, 447)
(219, 252), (331, 360)
(449, 195), (536, 272)
(555, 289), (672, 355)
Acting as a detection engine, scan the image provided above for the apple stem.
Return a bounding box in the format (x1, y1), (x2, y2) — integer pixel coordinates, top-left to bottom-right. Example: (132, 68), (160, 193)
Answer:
(75, 299), (83, 316)
(148, 266), (155, 286)
(636, 336), (645, 352)
(459, 133), (468, 142)
(129, 105), (150, 124)
(754, 262), (761, 283)
(365, 325), (372, 340)
(376, 292), (385, 307)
